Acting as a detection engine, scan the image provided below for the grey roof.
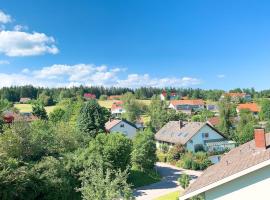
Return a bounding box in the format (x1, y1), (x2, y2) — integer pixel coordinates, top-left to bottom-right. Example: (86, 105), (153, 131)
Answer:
(155, 121), (214, 144)
(182, 133), (270, 199)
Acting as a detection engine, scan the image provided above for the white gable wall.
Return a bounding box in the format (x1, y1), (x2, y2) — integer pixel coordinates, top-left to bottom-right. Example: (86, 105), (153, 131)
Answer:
(186, 125), (224, 152)
(109, 121), (137, 138)
(205, 165), (270, 200)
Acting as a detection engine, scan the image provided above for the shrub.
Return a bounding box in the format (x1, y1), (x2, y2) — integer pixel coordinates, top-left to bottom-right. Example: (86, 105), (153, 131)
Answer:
(159, 143), (169, 153)
(99, 95), (108, 100)
(178, 173), (190, 189)
(167, 144), (185, 162)
(156, 150), (167, 162)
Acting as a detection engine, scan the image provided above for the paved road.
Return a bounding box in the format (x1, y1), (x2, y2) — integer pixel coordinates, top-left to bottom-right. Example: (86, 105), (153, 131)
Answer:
(134, 162), (202, 200)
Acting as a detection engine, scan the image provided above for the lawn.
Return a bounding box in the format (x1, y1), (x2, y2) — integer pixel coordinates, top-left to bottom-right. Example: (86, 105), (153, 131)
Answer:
(98, 100), (114, 109)
(154, 191), (181, 200)
(14, 104), (56, 114)
(128, 169), (161, 188)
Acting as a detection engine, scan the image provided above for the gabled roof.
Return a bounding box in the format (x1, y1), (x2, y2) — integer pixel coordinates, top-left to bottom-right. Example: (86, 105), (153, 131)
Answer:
(237, 103), (260, 113)
(105, 119), (137, 131)
(83, 93), (96, 99)
(111, 100), (124, 111)
(170, 99), (204, 107)
(155, 121), (222, 145)
(181, 133), (270, 200)
(225, 92), (248, 98)
(207, 116), (220, 127)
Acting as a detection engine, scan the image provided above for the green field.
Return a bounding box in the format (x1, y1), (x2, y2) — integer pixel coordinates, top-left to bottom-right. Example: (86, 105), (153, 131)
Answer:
(14, 104), (56, 114)
(154, 191), (181, 200)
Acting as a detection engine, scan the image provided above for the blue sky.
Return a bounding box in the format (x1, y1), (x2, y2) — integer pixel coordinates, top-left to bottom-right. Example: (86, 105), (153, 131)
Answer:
(0, 0), (270, 89)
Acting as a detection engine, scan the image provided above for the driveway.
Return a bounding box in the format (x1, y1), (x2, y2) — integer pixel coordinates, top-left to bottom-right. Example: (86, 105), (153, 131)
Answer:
(134, 162), (202, 200)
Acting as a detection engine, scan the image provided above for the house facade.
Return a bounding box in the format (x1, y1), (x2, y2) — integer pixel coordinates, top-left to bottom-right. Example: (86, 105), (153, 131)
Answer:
(155, 121), (234, 152)
(221, 92), (252, 102)
(168, 100), (205, 114)
(105, 119), (137, 138)
(180, 129), (270, 200)
(111, 100), (126, 117)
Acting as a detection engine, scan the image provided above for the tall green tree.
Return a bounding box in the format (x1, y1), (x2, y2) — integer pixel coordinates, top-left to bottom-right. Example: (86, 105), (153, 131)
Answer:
(218, 97), (234, 138)
(122, 92), (144, 123)
(32, 102), (48, 120)
(77, 100), (110, 137)
(235, 109), (256, 144)
(131, 129), (157, 171)
(260, 99), (270, 120)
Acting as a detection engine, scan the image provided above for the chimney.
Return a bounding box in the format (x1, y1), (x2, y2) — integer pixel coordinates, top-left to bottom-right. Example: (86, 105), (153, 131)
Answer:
(254, 129), (266, 149)
(179, 120), (183, 129)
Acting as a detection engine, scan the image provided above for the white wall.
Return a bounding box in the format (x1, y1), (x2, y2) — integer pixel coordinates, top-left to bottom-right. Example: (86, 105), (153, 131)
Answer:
(110, 121), (137, 138)
(205, 165), (270, 200)
(186, 125), (224, 152)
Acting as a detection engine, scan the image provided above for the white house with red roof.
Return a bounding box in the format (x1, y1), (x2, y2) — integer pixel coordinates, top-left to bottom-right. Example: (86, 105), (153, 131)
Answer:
(169, 99), (205, 114)
(111, 100), (126, 117)
(105, 119), (138, 138)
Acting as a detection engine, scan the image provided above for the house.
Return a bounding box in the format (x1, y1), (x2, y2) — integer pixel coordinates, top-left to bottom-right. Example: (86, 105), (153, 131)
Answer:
(180, 129), (270, 200)
(19, 97), (31, 104)
(160, 91), (178, 101)
(3, 111), (38, 123)
(111, 100), (126, 117)
(105, 119), (138, 138)
(155, 121), (235, 152)
(108, 95), (123, 100)
(168, 99), (205, 114)
(206, 104), (219, 113)
(207, 116), (220, 127)
(237, 103), (260, 116)
(83, 93), (96, 100)
(221, 92), (252, 102)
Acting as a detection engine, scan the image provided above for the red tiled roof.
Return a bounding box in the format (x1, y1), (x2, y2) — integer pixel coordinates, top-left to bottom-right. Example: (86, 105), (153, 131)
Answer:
(237, 103), (260, 113)
(84, 93), (96, 99)
(225, 92), (246, 98)
(207, 116), (220, 126)
(170, 99), (204, 106)
(105, 119), (122, 130)
(111, 100), (124, 111)
(108, 95), (122, 100)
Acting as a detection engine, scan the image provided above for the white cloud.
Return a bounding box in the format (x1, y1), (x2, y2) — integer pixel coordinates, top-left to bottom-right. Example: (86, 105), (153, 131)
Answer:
(0, 64), (201, 88)
(217, 74), (226, 79)
(0, 60), (9, 64)
(0, 10), (58, 57)
(0, 10), (11, 24)
(115, 74), (201, 88)
(22, 68), (30, 73)
(0, 31), (59, 56)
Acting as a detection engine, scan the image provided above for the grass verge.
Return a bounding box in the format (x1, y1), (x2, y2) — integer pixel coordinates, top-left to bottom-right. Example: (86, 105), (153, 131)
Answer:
(128, 169), (161, 188)
(154, 191), (181, 200)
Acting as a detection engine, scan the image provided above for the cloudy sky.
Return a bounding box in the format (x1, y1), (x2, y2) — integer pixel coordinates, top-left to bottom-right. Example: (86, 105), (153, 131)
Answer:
(1, 0), (270, 89)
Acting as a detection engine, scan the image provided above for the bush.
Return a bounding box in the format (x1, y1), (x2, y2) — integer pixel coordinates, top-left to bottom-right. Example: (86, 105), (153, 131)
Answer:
(156, 150), (167, 162)
(159, 143), (169, 153)
(167, 144), (185, 163)
(178, 173), (190, 189)
(99, 95), (108, 100)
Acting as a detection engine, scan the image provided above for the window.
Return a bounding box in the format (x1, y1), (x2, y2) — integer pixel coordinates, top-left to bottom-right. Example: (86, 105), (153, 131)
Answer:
(202, 133), (209, 138)
(120, 124), (125, 128)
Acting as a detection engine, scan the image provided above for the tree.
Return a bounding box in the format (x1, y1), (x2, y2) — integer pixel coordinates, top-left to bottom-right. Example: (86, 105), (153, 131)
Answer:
(148, 96), (187, 131)
(122, 92), (144, 123)
(38, 91), (54, 106)
(32, 102), (48, 120)
(235, 109), (256, 144)
(49, 108), (65, 123)
(178, 173), (190, 189)
(218, 97), (233, 138)
(77, 100), (110, 138)
(260, 99), (270, 120)
(79, 160), (133, 200)
(131, 129), (157, 171)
